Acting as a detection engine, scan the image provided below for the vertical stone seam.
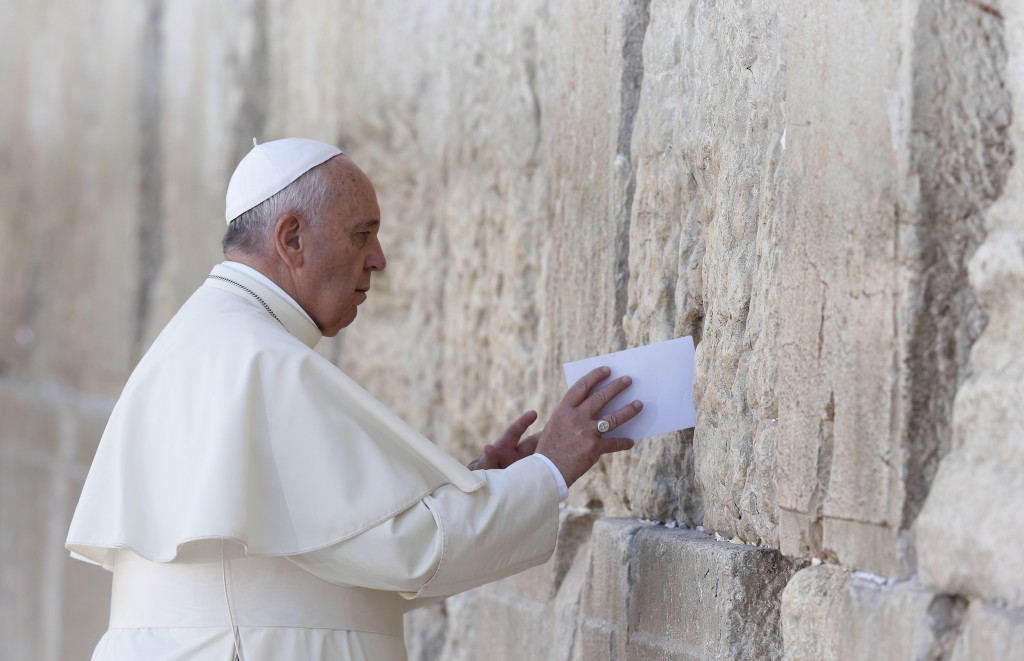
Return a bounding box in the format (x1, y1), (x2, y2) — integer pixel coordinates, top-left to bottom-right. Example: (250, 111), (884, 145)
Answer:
(230, 0), (269, 174)
(134, 0), (164, 359)
(621, 523), (645, 656)
(39, 418), (76, 661)
(613, 0), (652, 347)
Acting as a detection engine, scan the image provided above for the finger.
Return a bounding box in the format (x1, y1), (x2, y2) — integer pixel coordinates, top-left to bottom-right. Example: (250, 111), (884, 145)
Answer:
(494, 410), (538, 449)
(470, 446), (500, 470)
(597, 437), (636, 455)
(563, 367), (612, 407)
(597, 399), (644, 431)
(467, 452), (487, 470)
(585, 375), (633, 416)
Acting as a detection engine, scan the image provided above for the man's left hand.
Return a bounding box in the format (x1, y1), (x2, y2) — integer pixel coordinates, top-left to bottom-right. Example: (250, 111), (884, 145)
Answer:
(467, 410), (540, 470)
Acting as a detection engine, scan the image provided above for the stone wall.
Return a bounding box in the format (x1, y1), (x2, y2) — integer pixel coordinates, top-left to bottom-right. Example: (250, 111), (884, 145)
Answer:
(2, 0), (1022, 658)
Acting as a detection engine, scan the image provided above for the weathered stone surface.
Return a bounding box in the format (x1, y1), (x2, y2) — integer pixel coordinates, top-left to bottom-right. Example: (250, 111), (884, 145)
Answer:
(916, 0), (1024, 611)
(0, 0), (147, 395)
(145, 0), (264, 348)
(624, 0), (784, 539)
(951, 600), (1024, 661)
(777, 0), (1011, 576)
(428, 518), (799, 661)
(0, 379), (113, 660)
(781, 565), (967, 660)
(625, 522), (801, 660)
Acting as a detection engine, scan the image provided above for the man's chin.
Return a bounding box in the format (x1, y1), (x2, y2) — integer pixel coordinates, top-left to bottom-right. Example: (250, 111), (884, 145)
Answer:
(329, 310), (359, 336)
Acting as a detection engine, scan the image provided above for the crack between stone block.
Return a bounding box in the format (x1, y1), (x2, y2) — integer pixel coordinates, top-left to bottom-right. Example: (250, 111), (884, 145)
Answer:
(926, 593), (969, 660)
(612, 0), (651, 348)
(133, 0), (164, 358)
(621, 523), (647, 655)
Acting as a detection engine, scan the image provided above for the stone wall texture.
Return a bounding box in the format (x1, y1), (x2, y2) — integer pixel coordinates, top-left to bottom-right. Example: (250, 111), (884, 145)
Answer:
(1, 0), (1022, 658)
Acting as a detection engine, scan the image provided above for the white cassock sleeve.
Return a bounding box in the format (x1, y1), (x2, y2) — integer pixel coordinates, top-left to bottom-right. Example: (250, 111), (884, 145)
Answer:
(285, 454), (560, 600)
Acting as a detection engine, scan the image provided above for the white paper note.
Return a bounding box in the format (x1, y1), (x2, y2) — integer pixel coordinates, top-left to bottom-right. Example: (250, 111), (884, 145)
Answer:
(562, 336), (696, 440)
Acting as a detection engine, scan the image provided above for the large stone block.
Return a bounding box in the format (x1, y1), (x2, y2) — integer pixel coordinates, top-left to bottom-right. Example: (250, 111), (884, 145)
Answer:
(624, 0), (785, 537)
(781, 565), (966, 661)
(951, 600), (1024, 661)
(582, 519), (801, 660)
(577, 519), (641, 659)
(916, 0), (1024, 610)
(778, 0), (1010, 576)
(431, 518), (799, 661)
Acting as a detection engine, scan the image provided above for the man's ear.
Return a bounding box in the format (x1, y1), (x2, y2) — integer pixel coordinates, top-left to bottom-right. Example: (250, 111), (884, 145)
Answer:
(273, 213), (305, 268)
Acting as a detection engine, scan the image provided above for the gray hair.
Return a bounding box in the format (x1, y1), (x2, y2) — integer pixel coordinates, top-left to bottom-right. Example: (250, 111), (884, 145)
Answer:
(222, 164), (334, 255)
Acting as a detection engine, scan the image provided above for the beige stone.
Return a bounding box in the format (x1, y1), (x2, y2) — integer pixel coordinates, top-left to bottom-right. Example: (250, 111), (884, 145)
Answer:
(781, 565), (966, 660)
(625, 0), (785, 536)
(777, 0), (1011, 577)
(915, 0), (1024, 611)
(0, 0), (148, 395)
(0, 380), (112, 659)
(425, 518), (800, 660)
(951, 600), (1024, 661)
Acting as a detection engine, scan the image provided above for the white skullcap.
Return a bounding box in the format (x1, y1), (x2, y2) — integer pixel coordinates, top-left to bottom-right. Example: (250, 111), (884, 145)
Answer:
(225, 137), (343, 223)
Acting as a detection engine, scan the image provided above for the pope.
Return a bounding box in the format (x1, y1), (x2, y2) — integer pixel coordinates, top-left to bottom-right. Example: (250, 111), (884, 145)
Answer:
(66, 138), (643, 661)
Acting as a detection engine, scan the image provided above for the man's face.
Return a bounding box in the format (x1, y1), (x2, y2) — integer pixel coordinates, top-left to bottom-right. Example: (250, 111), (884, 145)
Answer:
(298, 159), (386, 336)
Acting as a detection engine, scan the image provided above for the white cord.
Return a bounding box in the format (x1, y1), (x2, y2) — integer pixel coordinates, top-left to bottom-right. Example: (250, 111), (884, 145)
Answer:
(221, 540), (245, 661)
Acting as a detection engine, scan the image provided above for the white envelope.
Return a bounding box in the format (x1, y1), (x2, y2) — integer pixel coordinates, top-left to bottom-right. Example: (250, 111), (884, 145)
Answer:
(562, 336), (696, 440)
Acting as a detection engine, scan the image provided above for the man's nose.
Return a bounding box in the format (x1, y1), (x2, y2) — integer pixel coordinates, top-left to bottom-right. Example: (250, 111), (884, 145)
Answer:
(366, 241), (386, 272)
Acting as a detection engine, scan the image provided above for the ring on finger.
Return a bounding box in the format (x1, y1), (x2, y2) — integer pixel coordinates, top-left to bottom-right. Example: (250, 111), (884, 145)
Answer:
(596, 419), (611, 434)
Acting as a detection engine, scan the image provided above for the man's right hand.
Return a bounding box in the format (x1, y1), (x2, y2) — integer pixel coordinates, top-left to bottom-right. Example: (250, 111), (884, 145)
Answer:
(535, 366), (642, 488)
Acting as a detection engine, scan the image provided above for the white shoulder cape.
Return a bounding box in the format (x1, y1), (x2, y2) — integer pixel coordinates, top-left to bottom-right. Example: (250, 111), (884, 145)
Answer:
(67, 264), (483, 566)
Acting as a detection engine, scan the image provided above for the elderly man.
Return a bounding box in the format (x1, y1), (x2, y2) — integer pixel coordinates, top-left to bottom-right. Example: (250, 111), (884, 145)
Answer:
(67, 138), (642, 660)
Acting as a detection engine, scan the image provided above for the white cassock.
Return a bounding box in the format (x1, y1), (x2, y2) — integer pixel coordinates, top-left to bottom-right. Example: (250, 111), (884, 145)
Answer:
(66, 262), (561, 661)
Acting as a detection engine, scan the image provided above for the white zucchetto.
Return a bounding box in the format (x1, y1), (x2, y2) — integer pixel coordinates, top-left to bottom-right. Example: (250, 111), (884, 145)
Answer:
(225, 137), (343, 223)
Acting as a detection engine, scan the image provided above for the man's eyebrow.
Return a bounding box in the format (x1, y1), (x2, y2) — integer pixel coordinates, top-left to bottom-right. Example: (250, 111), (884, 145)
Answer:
(354, 220), (380, 231)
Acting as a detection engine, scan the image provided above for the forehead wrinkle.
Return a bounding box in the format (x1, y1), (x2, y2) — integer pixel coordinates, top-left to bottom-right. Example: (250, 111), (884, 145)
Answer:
(323, 158), (376, 208)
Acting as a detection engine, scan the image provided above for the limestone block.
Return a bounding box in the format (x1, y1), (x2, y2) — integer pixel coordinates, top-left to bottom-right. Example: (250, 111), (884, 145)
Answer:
(951, 600), (1024, 661)
(915, 1), (1024, 610)
(781, 565), (966, 661)
(437, 518), (799, 661)
(577, 519), (642, 660)
(582, 519), (800, 660)
(0, 380), (114, 659)
(623, 0), (787, 536)
(778, 0), (1011, 575)
(0, 0), (147, 395)
(778, 0), (906, 572)
(628, 524), (800, 660)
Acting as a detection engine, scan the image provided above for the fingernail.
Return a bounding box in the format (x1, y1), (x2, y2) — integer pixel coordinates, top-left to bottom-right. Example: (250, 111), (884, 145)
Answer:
(621, 376), (632, 385)
(633, 400), (643, 410)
